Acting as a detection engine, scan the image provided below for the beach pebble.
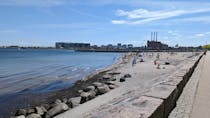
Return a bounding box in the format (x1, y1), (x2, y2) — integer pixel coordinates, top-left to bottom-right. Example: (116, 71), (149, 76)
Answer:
(108, 85), (117, 89)
(45, 103), (69, 118)
(67, 97), (81, 108)
(92, 82), (103, 87)
(16, 109), (27, 116)
(83, 86), (95, 92)
(120, 77), (126, 82)
(97, 84), (110, 94)
(26, 113), (41, 118)
(124, 74), (132, 78)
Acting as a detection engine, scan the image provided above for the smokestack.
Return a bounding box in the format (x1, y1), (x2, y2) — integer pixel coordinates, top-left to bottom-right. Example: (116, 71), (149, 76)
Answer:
(156, 32), (157, 42)
(151, 32), (153, 41)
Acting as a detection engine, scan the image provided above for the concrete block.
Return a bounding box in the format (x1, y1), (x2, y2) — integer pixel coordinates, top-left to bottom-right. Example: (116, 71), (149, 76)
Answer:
(144, 84), (178, 118)
(160, 76), (184, 98)
(92, 96), (164, 118)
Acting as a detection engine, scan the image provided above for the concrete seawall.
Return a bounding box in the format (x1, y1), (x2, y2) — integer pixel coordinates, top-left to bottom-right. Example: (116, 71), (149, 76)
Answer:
(55, 52), (204, 118)
(138, 53), (204, 118)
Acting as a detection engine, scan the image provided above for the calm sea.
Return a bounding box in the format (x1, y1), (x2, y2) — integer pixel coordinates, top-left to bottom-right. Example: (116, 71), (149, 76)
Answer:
(0, 48), (121, 96)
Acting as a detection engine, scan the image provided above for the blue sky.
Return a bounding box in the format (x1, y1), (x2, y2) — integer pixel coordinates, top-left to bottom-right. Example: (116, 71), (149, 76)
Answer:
(0, 0), (210, 47)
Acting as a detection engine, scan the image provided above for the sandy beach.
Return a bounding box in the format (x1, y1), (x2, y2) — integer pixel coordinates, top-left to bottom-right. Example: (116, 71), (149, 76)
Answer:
(7, 52), (202, 118)
(54, 52), (201, 118)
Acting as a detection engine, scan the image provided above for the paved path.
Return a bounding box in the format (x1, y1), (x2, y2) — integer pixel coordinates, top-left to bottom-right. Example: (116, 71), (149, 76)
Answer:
(190, 51), (210, 118)
(169, 51), (210, 118)
(169, 53), (205, 118)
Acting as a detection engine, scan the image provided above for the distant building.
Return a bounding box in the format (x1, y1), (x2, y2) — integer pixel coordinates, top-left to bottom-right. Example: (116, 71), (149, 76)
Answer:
(147, 40), (168, 50)
(147, 32), (169, 50)
(56, 42), (90, 49)
(128, 44), (133, 48)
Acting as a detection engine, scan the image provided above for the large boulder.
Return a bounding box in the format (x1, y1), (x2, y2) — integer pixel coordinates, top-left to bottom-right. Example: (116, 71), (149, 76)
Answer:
(26, 108), (35, 115)
(51, 99), (62, 108)
(26, 113), (41, 118)
(35, 106), (46, 115)
(102, 75), (112, 80)
(97, 84), (110, 95)
(12, 115), (25, 118)
(83, 86), (95, 92)
(124, 74), (132, 78)
(67, 97), (81, 108)
(105, 81), (115, 85)
(41, 104), (50, 111)
(108, 85), (117, 89)
(45, 103), (69, 118)
(120, 77), (126, 82)
(80, 91), (96, 104)
(62, 98), (68, 103)
(16, 109), (27, 116)
(92, 82), (103, 87)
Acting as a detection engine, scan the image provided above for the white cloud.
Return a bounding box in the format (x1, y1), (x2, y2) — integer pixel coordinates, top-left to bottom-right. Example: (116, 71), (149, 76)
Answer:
(0, 0), (65, 7)
(111, 20), (127, 24)
(174, 16), (210, 23)
(112, 8), (210, 25)
(195, 32), (210, 37)
(0, 29), (20, 34)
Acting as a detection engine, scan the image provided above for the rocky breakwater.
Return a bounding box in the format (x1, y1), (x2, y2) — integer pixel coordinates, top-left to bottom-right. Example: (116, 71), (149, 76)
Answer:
(12, 71), (133, 118)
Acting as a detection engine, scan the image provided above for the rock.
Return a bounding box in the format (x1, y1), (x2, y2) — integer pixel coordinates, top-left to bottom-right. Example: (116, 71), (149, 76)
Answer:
(12, 115), (25, 118)
(105, 81), (115, 85)
(62, 98), (68, 103)
(80, 92), (91, 104)
(16, 109), (27, 116)
(41, 104), (50, 111)
(35, 106), (46, 115)
(124, 74), (131, 78)
(97, 84), (110, 94)
(92, 82), (103, 87)
(108, 72), (121, 75)
(120, 77), (126, 82)
(26, 108), (35, 115)
(26, 113), (41, 118)
(78, 90), (83, 94)
(108, 85), (117, 89)
(88, 90), (96, 99)
(165, 62), (170, 65)
(51, 99), (62, 107)
(67, 97), (81, 108)
(109, 77), (117, 81)
(83, 86), (95, 92)
(102, 75), (111, 80)
(45, 103), (69, 118)
(55, 99), (62, 104)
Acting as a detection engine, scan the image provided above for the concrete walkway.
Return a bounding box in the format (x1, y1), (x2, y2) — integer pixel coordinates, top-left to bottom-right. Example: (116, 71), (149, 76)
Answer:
(190, 51), (210, 118)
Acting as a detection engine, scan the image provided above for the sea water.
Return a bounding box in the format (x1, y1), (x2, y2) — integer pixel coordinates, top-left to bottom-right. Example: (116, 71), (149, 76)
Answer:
(0, 48), (121, 95)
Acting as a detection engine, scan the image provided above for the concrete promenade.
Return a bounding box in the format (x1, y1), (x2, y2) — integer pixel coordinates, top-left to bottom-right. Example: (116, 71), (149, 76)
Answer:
(190, 51), (210, 118)
(169, 51), (210, 118)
